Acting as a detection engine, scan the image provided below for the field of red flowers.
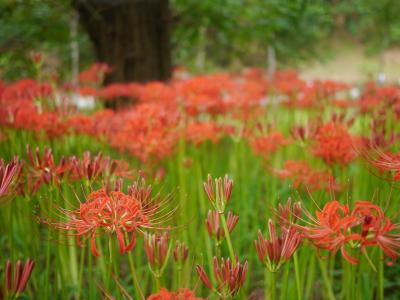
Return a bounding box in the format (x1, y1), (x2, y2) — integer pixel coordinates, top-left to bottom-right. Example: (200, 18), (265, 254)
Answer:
(1, 61), (400, 299)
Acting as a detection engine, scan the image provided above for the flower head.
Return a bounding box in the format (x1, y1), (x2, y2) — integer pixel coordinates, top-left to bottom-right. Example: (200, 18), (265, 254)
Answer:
(144, 231), (171, 272)
(1, 259), (35, 298)
(196, 257), (248, 298)
(205, 210), (239, 244)
(254, 219), (302, 272)
(0, 156), (23, 201)
(203, 174), (233, 213)
(45, 188), (153, 256)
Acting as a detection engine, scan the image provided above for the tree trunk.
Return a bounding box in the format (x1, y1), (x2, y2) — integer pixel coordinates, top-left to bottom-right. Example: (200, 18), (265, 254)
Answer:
(73, 0), (172, 84)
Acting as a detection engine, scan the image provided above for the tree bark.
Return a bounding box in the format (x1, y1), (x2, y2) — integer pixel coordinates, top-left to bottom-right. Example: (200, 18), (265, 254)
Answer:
(73, 0), (172, 84)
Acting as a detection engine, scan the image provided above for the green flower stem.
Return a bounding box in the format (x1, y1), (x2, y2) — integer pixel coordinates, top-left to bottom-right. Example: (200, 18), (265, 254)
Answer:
(318, 257), (336, 300)
(220, 212), (236, 265)
(293, 252), (302, 300)
(128, 251), (145, 300)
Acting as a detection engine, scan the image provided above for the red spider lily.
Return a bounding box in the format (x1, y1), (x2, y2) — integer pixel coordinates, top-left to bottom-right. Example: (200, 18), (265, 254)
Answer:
(147, 288), (204, 300)
(312, 122), (356, 166)
(254, 219), (302, 272)
(203, 174), (233, 213)
(1, 259), (35, 298)
(26, 145), (70, 193)
(144, 232), (171, 272)
(0, 156), (23, 200)
(185, 121), (222, 146)
(44, 188), (153, 256)
(79, 63), (112, 85)
(173, 240), (189, 265)
(108, 103), (179, 162)
(361, 147), (400, 182)
(205, 210), (239, 244)
(292, 200), (400, 266)
(276, 198), (302, 225)
(299, 201), (361, 264)
(196, 257), (248, 299)
(68, 152), (107, 182)
(274, 160), (340, 192)
(352, 201), (400, 266)
(249, 130), (289, 161)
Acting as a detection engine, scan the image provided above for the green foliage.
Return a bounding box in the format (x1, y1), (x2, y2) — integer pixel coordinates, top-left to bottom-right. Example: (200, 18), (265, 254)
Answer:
(1, 0), (400, 79)
(0, 0), (91, 80)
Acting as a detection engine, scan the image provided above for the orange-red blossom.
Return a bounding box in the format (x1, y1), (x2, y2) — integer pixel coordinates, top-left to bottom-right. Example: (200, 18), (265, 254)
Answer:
(47, 188), (150, 256)
(297, 200), (400, 265)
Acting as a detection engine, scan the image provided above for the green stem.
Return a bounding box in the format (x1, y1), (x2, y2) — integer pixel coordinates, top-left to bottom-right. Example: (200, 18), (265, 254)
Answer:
(269, 270), (276, 300)
(377, 255), (384, 300)
(293, 252), (302, 300)
(128, 251), (145, 300)
(76, 246), (85, 300)
(318, 258), (336, 300)
(220, 213), (236, 265)
(155, 274), (161, 293)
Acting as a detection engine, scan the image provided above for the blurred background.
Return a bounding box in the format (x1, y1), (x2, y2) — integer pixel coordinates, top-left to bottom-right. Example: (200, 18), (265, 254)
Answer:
(1, 0), (400, 83)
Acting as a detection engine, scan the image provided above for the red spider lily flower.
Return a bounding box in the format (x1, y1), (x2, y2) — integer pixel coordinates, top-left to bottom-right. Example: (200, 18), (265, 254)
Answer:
(250, 130), (289, 161)
(147, 288), (204, 300)
(299, 201), (362, 264)
(0, 156), (23, 200)
(44, 188), (153, 256)
(255, 219), (302, 272)
(361, 147), (400, 182)
(173, 240), (189, 265)
(144, 232), (171, 272)
(276, 198), (302, 225)
(79, 63), (112, 85)
(1, 259), (35, 298)
(312, 122), (356, 166)
(26, 145), (70, 193)
(185, 121), (222, 146)
(352, 201), (400, 266)
(196, 257), (248, 298)
(68, 152), (107, 182)
(274, 160), (340, 192)
(205, 210), (239, 244)
(203, 174), (233, 213)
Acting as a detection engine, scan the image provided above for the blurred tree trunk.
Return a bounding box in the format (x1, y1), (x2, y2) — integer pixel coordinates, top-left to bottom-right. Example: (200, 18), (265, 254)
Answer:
(73, 0), (172, 84)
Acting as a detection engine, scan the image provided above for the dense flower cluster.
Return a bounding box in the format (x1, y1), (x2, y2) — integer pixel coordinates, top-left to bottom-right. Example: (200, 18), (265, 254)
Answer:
(292, 200), (400, 265)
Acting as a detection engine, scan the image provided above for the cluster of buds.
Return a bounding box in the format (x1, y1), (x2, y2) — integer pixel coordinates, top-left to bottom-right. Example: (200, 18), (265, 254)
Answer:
(196, 257), (248, 299)
(144, 232), (171, 277)
(0, 156), (23, 201)
(203, 174), (233, 214)
(206, 210), (239, 245)
(0, 259), (35, 298)
(173, 240), (189, 266)
(26, 145), (69, 193)
(254, 219), (302, 272)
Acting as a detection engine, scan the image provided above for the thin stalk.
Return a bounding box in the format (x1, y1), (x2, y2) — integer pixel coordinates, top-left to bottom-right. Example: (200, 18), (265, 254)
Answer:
(76, 246), (86, 300)
(128, 251), (145, 300)
(280, 263), (290, 300)
(293, 252), (302, 300)
(269, 270), (276, 300)
(317, 258), (336, 300)
(377, 255), (384, 300)
(220, 213), (236, 265)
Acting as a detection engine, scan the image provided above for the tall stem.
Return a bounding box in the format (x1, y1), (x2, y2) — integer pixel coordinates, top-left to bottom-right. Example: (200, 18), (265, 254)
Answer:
(128, 251), (145, 300)
(318, 258), (336, 300)
(377, 254), (384, 300)
(293, 252), (302, 300)
(220, 213), (236, 265)
(269, 270), (276, 300)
